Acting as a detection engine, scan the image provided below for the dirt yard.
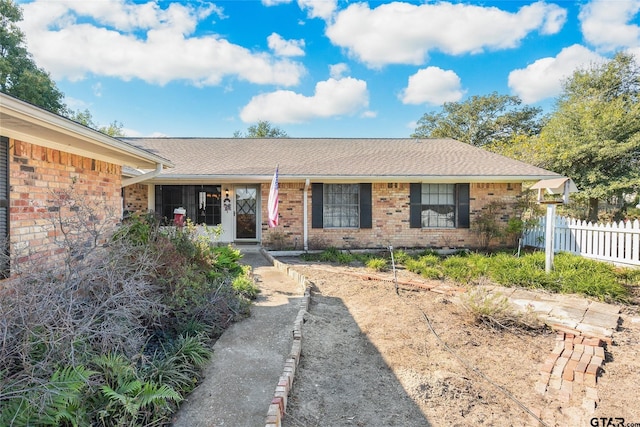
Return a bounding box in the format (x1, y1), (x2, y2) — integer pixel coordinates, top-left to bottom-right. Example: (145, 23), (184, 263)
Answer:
(280, 260), (640, 427)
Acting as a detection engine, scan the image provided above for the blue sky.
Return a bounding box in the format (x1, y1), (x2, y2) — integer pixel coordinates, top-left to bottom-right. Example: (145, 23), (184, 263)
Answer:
(16, 0), (640, 138)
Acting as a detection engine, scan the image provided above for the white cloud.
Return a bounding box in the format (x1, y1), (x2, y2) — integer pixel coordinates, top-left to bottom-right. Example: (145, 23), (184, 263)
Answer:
(400, 67), (464, 106)
(19, 0), (304, 86)
(122, 128), (168, 137)
(329, 63), (349, 79)
(92, 83), (103, 97)
(297, 0), (337, 20)
(262, 0), (291, 6)
(267, 33), (305, 57)
(508, 44), (606, 103)
(580, 0), (640, 51)
(240, 77), (368, 123)
(261, 0), (336, 20)
(325, 1), (566, 68)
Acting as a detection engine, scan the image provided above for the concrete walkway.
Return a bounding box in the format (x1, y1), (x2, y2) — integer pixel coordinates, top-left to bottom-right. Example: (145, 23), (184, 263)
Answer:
(171, 248), (303, 427)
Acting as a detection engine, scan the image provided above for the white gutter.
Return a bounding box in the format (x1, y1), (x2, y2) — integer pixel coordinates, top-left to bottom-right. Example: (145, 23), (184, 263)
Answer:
(303, 178), (310, 251)
(148, 174), (562, 184)
(122, 163), (163, 187)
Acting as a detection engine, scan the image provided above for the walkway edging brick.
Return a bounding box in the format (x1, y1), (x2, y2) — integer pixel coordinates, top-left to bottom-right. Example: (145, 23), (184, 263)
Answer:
(261, 249), (311, 427)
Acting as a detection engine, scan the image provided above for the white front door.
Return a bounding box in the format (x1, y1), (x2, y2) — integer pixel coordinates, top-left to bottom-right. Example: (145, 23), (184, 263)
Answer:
(234, 185), (259, 241)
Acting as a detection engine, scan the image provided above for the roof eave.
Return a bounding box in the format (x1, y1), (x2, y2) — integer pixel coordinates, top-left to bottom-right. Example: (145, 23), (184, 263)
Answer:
(145, 173), (563, 185)
(0, 93), (174, 169)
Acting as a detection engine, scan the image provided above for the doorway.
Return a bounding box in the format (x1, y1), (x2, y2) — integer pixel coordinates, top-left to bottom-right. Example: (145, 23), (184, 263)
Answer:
(235, 186), (258, 240)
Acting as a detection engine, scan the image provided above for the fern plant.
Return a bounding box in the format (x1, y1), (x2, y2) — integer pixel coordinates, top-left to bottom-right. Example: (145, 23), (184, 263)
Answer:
(0, 365), (95, 427)
(93, 353), (182, 426)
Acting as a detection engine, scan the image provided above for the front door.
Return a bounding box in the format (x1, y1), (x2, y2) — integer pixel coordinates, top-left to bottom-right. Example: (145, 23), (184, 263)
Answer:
(235, 186), (258, 240)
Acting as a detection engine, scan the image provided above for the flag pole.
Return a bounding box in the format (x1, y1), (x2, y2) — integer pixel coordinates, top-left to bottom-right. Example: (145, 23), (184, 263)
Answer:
(267, 164), (279, 228)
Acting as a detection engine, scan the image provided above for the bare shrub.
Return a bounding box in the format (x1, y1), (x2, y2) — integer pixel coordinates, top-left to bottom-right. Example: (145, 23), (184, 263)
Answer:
(0, 192), (251, 425)
(307, 235), (329, 250)
(459, 287), (543, 332)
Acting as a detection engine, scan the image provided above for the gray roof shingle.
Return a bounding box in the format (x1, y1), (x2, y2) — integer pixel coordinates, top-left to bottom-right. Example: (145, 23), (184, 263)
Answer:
(121, 137), (560, 182)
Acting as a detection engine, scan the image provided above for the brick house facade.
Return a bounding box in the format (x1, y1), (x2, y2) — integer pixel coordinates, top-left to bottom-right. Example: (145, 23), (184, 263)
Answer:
(123, 180), (522, 250)
(8, 138), (123, 268)
(121, 137), (559, 251)
(260, 181), (522, 250)
(0, 93), (172, 276)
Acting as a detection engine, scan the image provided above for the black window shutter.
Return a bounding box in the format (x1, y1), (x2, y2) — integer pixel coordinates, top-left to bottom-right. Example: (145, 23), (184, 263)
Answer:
(154, 185), (163, 218)
(0, 137), (8, 277)
(359, 183), (372, 228)
(409, 183), (422, 228)
(311, 183), (323, 228)
(457, 183), (470, 228)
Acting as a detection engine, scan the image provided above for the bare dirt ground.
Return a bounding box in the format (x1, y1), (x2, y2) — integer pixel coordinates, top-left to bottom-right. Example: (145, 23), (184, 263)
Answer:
(280, 260), (640, 427)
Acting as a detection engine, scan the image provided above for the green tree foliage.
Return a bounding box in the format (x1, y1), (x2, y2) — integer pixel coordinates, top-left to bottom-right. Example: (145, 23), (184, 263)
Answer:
(535, 52), (640, 221)
(68, 108), (125, 137)
(410, 92), (545, 148)
(0, 0), (65, 113)
(233, 120), (288, 138)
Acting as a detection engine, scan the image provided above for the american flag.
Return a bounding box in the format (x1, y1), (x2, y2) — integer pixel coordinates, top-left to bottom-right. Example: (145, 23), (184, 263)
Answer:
(267, 165), (279, 227)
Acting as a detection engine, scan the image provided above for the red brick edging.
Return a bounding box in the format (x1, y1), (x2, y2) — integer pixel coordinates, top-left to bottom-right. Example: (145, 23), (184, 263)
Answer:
(261, 250), (311, 427)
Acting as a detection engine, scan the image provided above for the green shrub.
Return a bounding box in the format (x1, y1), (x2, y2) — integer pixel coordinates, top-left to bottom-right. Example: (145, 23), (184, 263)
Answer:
(232, 274), (260, 300)
(366, 257), (388, 272)
(144, 334), (212, 395)
(391, 249), (411, 264)
(441, 254), (485, 284)
(551, 254), (628, 301)
(404, 255), (444, 280)
(486, 252), (558, 290)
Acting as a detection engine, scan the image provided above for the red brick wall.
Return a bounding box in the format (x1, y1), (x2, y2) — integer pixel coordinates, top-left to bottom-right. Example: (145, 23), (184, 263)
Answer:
(9, 139), (122, 270)
(262, 181), (522, 250)
(123, 183), (149, 214)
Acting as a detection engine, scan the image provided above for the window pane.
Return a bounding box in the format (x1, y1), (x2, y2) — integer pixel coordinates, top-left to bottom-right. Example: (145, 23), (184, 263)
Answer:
(323, 184), (359, 228)
(420, 184), (455, 228)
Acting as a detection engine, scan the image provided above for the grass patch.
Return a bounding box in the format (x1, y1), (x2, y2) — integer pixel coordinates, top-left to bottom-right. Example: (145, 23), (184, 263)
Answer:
(304, 248), (634, 303)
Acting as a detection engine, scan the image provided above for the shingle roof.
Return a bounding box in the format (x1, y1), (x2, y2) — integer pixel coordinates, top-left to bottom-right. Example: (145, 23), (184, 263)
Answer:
(121, 137), (560, 182)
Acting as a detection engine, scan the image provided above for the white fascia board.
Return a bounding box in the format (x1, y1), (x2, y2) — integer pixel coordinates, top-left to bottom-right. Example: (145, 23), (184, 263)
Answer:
(0, 94), (173, 169)
(146, 174), (562, 184)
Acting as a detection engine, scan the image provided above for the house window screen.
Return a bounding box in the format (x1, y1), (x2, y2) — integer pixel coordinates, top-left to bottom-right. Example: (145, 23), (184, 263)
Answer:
(323, 184), (359, 228)
(421, 184), (455, 228)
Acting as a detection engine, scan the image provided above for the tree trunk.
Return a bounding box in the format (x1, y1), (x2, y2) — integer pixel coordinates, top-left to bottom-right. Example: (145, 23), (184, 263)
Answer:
(587, 197), (599, 222)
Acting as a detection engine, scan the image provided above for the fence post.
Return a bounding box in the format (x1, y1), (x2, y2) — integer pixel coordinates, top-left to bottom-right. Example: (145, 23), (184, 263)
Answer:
(543, 203), (557, 273)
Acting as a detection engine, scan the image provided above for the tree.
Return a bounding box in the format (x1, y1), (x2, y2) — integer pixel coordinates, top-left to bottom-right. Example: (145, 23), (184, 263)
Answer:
(535, 52), (640, 221)
(410, 92), (545, 148)
(0, 0), (65, 113)
(233, 120), (288, 138)
(69, 109), (125, 137)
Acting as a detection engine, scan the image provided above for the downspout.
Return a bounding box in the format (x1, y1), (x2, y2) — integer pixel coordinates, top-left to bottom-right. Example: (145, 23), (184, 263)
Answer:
(121, 163), (163, 187)
(303, 178), (310, 251)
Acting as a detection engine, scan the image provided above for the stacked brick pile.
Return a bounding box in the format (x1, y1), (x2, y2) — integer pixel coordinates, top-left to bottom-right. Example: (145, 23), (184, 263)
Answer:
(536, 332), (606, 412)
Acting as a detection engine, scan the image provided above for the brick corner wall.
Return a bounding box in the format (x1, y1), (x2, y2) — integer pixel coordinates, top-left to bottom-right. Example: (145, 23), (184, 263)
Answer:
(9, 139), (123, 273)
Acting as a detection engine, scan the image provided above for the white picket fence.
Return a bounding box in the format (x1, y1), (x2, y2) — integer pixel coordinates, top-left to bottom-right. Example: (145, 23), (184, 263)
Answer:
(522, 215), (640, 267)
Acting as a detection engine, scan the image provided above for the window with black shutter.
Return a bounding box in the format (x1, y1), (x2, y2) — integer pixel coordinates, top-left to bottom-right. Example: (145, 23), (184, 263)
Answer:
(0, 136), (9, 277)
(312, 183), (372, 229)
(410, 183), (470, 229)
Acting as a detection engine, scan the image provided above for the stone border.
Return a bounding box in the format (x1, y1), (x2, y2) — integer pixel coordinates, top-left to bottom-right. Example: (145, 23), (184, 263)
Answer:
(261, 249), (311, 427)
